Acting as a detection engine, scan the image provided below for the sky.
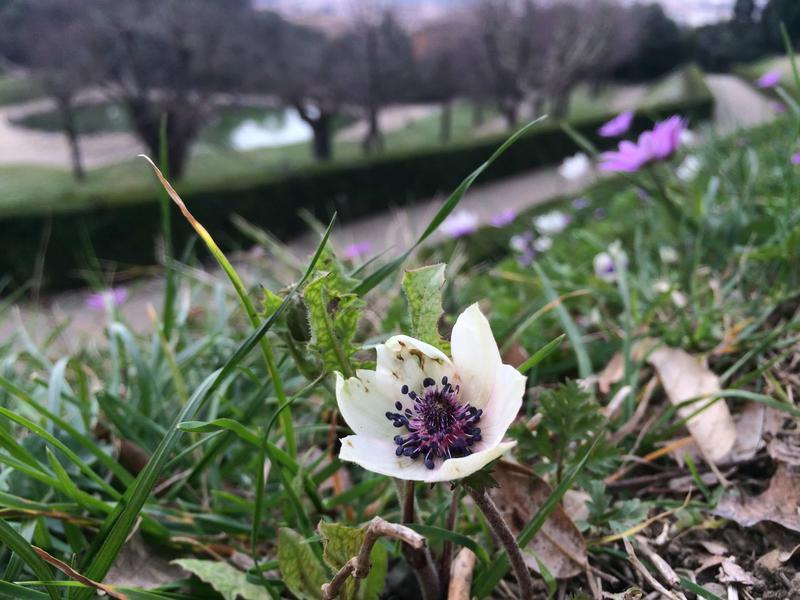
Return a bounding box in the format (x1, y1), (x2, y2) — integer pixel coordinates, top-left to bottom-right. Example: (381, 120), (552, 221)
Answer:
(255, 0), (747, 27)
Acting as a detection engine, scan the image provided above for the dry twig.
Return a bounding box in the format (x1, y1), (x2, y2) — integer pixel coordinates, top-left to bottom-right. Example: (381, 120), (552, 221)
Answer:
(321, 516), (426, 600)
(447, 547), (477, 600)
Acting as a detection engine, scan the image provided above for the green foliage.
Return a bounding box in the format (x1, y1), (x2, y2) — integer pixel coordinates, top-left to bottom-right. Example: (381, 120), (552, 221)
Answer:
(583, 480), (648, 534)
(277, 528), (327, 600)
(513, 382), (619, 482)
(402, 264), (449, 353)
(305, 250), (364, 375)
(318, 521), (387, 600)
(172, 559), (271, 600)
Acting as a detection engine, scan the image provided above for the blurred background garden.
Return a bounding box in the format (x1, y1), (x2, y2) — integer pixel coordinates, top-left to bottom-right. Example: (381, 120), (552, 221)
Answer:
(2, 1), (800, 599)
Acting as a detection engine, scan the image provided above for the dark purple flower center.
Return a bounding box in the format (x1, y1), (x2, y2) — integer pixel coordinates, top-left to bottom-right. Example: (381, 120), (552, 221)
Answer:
(384, 376), (482, 470)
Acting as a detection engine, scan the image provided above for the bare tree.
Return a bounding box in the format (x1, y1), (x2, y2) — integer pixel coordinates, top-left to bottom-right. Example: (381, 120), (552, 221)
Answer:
(82, 0), (255, 178)
(0, 0), (96, 179)
(338, 9), (416, 154)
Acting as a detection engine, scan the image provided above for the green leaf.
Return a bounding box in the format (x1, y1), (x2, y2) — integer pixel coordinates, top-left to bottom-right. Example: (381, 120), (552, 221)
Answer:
(277, 528), (327, 600)
(172, 559), (269, 600)
(402, 264), (450, 353)
(318, 521), (387, 600)
(0, 520), (59, 600)
(260, 286), (283, 318)
(305, 274), (363, 375)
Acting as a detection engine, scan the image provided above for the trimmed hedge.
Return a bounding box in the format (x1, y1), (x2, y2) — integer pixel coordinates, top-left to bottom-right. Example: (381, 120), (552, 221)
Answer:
(1, 70), (713, 290)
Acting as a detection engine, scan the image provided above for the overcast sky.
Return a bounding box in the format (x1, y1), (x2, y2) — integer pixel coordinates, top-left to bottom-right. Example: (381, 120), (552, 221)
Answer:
(257, 0), (752, 27)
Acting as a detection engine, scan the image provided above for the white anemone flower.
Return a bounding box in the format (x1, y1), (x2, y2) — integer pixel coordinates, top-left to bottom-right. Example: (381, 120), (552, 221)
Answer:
(558, 152), (591, 180)
(534, 210), (571, 235)
(336, 304), (525, 482)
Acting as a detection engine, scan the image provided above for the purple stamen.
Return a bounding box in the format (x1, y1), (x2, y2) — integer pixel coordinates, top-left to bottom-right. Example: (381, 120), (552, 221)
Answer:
(386, 380), (483, 469)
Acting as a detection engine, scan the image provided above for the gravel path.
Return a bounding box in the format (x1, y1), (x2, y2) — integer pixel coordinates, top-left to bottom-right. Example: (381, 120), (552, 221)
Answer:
(1, 74), (776, 348)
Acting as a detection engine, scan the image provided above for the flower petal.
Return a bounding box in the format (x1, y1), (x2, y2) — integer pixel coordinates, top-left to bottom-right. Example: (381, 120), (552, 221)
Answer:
(336, 371), (399, 440)
(338, 435), (436, 481)
(338, 436), (516, 483)
(451, 303), (501, 409)
(479, 364), (526, 447)
(376, 335), (454, 394)
(432, 441), (517, 482)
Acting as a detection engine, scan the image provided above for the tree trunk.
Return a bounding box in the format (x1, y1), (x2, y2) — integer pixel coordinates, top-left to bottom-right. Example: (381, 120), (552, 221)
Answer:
(126, 103), (196, 179)
(439, 100), (452, 144)
(502, 102), (518, 129)
(310, 115), (332, 161)
(56, 96), (85, 181)
(552, 89), (572, 119)
(362, 104), (383, 154)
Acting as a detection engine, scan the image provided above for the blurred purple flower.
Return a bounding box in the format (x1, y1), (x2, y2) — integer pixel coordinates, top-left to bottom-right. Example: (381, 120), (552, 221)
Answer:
(440, 211), (478, 238)
(770, 101), (786, 114)
(571, 197), (590, 210)
(510, 231), (551, 266)
(490, 208), (517, 228)
(598, 116), (684, 173)
(598, 110), (634, 137)
(792, 153), (800, 165)
(343, 242), (372, 260)
(757, 70), (782, 89)
(86, 287), (127, 311)
(593, 207), (608, 219)
(593, 249), (628, 283)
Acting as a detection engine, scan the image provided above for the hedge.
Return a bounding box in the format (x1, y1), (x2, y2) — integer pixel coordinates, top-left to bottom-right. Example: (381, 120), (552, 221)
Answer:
(1, 68), (713, 290)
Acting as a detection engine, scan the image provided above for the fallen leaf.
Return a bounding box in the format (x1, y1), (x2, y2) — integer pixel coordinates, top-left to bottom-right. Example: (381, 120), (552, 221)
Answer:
(105, 534), (187, 589)
(640, 342), (736, 464)
(490, 461), (588, 579)
(768, 437), (800, 466)
(698, 540), (728, 556)
(729, 402), (766, 463)
(718, 556), (756, 586)
(597, 352), (624, 394)
(562, 490), (591, 525)
(714, 464), (800, 533)
(696, 554), (725, 574)
(755, 544), (800, 572)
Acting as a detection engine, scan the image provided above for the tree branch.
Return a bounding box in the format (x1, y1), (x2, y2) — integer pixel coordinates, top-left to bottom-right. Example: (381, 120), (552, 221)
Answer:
(321, 517), (425, 600)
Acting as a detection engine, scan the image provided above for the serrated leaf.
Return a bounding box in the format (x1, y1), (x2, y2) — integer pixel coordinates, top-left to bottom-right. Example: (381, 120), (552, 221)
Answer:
(260, 286), (283, 318)
(172, 559), (269, 600)
(402, 264), (450, 353)
(305, 274), (364, 374)
(277, 528), (327, 600)
(318, 521), (387, 600)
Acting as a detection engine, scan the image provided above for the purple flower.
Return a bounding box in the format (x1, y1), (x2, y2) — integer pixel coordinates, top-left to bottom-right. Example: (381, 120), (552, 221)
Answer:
(593, 207), (608, 220)
(490, 208), (517, 228)
(571, 197), (590, 210)
(86, 287), (127, 311)
(757, 70), (782, 89)
(343, 242), (372, 260)
(792, 153), (800, 165)
(598, 110), (634, 137)
(593, 249), (628, 282)
(770, 101), (786, 114)
(440, 211), (479, 238)
(598, 116), (684, 173)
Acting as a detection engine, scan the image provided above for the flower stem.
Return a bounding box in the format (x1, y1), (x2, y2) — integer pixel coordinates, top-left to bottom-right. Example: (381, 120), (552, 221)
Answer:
(469, 487), (535, 599)
(400, 481), (442, 600)
(438, 487), (461, 589)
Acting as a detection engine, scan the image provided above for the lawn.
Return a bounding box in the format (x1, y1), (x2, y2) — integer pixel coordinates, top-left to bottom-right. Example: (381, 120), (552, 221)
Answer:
(0, 69), (694, 218)
(1, 90), (798, 598)
(0, 74), (43, 106)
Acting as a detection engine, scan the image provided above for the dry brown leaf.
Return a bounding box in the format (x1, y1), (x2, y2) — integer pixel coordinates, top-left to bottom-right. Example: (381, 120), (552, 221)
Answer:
(490, 461), (588, 579)
(767, 437), (800, 466)
(755, 544), (800, 572)
(640, 342), (736, 464)
(597, 352), (625, 394)
(718, 556), (756, 586)
(696, 554), (726, 574)
(714, 464), (800, 533)
(729, 402), (766, 463)
(698, 540), (728, 556)
(105, 534), (188, 589)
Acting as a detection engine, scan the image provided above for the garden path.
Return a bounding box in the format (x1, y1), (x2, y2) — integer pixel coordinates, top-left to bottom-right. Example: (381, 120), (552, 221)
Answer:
(1, 74), (777, 348)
